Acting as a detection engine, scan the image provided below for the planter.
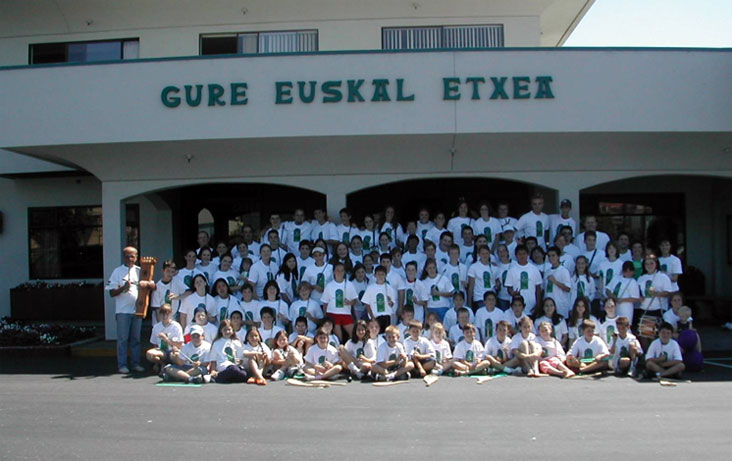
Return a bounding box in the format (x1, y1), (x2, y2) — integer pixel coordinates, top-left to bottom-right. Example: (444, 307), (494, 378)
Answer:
(10, 284), (105, 321)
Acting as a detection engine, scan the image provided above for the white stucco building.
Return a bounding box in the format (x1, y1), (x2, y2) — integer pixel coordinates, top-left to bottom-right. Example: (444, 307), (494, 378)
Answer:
(0, 1), (730, 338)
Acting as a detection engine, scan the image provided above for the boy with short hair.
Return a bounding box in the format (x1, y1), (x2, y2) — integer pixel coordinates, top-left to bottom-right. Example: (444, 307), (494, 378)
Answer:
(372, 325), (414, 381)
(566, 319), (610, 374)
(361, 265), (397, 332)
(448, 307), (472, 346)
(645, 322), (685, 379)
(452, 323), (491, 375)
(163, 324), (211, 384)
(608, 316), (642, 376)
(482, 320), (519, 374)
(258, 307), (284, 349)
(146, 304), (184, 372)
(442, 291), (474, 334)
(474, 291), (504, 342)
(289, 281), (322, 334)
(605, 261), (642, 323)
(398, 305), (415, 340)
(288, 316), (315, 356)
(151, 260), (190, 323)
(403, 320), (436, 377)
(505, 245), (543, 316)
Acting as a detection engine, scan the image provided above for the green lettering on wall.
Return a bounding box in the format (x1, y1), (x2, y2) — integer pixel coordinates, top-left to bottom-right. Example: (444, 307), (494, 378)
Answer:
(371, 79), (391, 102)
(347, 79), (365, 102)
(275, 81), (293, 104)
(184, 84), (203, 106)
(489, 77), (508, 100)
(161, 86), (181, 108)
(207, 83), (225, 106)
(230, 82), (248, 105)
(396, 78), (415, 101)
(443, 77), (461, 100)
(465, 77), (485, 100)
(534, 76), (555, 99)
(321, 80), (343, 103)
(298, 81), (317, 103)
(512, 76), (531, 99)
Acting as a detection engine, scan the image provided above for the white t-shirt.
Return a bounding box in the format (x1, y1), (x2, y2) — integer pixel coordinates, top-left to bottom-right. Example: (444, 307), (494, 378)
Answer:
(184, 322), (217, 345)
(149, 320), (184, 350)
(345, 339), (377, 363)
(321, 279), (358, 316)
(335, 224), (359, 245)
(430, 339), (453, 364)
(646, 338), (683, 362)
(379, 222), (402, 243)
(212, 295), (241, 324)
(577, 231), (611, 252)
(447, 217), (473, 240)
(473, 217), (502, 247)
(361, 283), (397, 317)
(425, 227), (448, 247)
(416, 220), (435, 241)
(484, 335), (512, 361)
(503, 310), (528, 332)
(608, 332), (643, 369)
(403, 336), (435, 359)
(311, 220), (337, 242)
(419, 274), (455, 309)
(275, 272), (299, 304)
(448, 323), (469, 344)
(458, 243), (475, 265)
(402, 278), (425, 322)
(494, 261), (513, 301)
(599, 316), (619, 346)
(179, 292), (217, 328)
(549, 215), (577, 244)
(658, 255), (683, 291)
(533, 316), (568, 341)
(570, 274), (596, 306)
(567, 315), (600, 343)
(194, 263), (217, 286)
(259, 325), (285, 346)
(442, 306), (475, 334)
(607, 276), (641, 321)
(248, 259), (278, 298)
(288, 298), (321, 333)
(535, 336), (566, 360)
(474, 307), (504, 342)
(468, 261), (497, 303)
(505, 263), (543, 315)
(543, 264), (572, 318)
(212, 269), (241, 292)
(284, 221), (313, 253)
(376, 341), (407, 364)
(509, 332), (537, 354)
(453, 339), (485, 364)
(237, 299), (261, 325)
(210, 337), (243, 372)
(106, 264), (140, 315)
(296, 256), (313, 279)
(359, 228), (379, 252)
(443, 262), (468, 300)
(241, 341), (272, 367)
(258, 299), (290, 328)
(569, 336), (609, 359)
(598, 259), (625, 297)
(174, 267), (199, 292)
(516, 211), (549, 248)
(638, 272), (673, 312)
(582, 249), (606, 283)
(179, 340), (211, 365)
(302, 263), (334, 302)
(402, 252), (427, 275)
(152, 277), (189, 314)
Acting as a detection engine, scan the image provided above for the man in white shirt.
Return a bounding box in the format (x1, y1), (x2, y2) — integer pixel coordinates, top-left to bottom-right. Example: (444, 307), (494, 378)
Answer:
(549, 199), (578, 245)
(106, 246), (155, 374)
(516, 194), (549, 249)
(284, 208), (312, 253)
(576, 215), (610, 252)
(310, 208), (338, 247)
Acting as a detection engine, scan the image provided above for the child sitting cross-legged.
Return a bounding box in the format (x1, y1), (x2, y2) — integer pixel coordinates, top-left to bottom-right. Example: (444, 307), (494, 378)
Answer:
(566, 319), (609, 375)
(371, 325), (414, 381)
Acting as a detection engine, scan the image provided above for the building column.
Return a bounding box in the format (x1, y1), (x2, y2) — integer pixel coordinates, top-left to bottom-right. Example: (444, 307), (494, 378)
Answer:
(102, 182), (127, 340)
(325, 189), (348, 225)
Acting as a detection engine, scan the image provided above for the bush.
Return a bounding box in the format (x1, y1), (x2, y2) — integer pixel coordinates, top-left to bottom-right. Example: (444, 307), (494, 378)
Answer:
(0, 318), (96, 347)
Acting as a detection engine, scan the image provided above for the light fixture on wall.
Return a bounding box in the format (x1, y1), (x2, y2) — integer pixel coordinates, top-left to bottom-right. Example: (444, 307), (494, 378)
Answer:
(185, 154), (194, 164)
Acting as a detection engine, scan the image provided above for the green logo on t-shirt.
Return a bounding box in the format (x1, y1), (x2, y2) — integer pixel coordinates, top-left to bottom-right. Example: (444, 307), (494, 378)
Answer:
(245, 312), (254, 321)
(406, 289), (414, 307)
(577, 281), (585, 297)
(389, 353), (397, 361)
(224, 346), (235, 362)
(298, 306), (306, 317)
(363, 236), (371, 249)
(485, 319), (494, 338)
(436, 350), (442, 362)
(542, 348), (548, 358)
(484, 227), (492, 242)
(317, 273), (325, 289)
(451, 273), (460, 292)
(294, 228), (301, 242)
(335, 289), (344, 308)
(376, 293), (386, 313)
(613, 282), (622, 296)
(605, 269), (614, 286)
(520, 272), (529, 290)
(190, 353), (200, 362)
(497, 348), (504, 359)
(547, 280), (554, 293)
(267, 272), (274, 281)
(465, 350), (474, 362)
(606, 326), (615, 344)
(219, 307), (227, 322)
(318, 355), (326, 364)
(619, 346), (629, 358)
(342, 232), (349, 243)
(356, 347), (364, 357)
(184, 275), (193, 289)
(160, 340), (169, 351)
(583, 348), (593, 359)
(661, 264), (668, 273)
(431, 285), (440, 301)
(645, 280), (652, 298)
(536, 221), (543, 237)
(483, 271), (491, 289)
(299, 267), (306, 278)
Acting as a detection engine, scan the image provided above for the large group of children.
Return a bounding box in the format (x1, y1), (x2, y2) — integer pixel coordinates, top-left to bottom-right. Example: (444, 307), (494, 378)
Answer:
(142, 196), (703, 385)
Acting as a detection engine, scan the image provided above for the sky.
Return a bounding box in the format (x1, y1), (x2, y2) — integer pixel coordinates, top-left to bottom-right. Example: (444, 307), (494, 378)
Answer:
(564, 0), (732, 47)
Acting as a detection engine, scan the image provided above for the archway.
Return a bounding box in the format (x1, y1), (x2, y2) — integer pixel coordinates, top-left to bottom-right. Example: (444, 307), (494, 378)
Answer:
(346, 177), (557, 226)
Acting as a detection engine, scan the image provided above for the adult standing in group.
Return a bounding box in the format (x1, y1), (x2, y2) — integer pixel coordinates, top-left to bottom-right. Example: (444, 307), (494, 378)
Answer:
(106, 246), (155, 374)
(576, 215), (610, 253)
(516, 194), (550, 250)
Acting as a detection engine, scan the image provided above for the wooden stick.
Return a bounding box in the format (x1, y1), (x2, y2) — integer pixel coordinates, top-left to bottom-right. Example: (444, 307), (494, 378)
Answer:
(568, 371), (603, 379)
(286, 378), (329, 388)
(658, 379), (677, 387)
(423, 375), (439, 387)
(310, 380), (348, 386)
(475, 376), (493, 384)
(372, 380), (410, 387)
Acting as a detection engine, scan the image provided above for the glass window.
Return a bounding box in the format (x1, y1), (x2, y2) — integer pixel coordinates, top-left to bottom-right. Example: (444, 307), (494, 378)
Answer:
(28, 206), (103, 279)
(382, 25), (504, 50)
(30, 39), (139, 65)
(201, 30), (318, 55)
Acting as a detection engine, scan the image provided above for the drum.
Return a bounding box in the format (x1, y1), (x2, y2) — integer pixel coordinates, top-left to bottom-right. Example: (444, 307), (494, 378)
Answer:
(637, 314), (658, 339)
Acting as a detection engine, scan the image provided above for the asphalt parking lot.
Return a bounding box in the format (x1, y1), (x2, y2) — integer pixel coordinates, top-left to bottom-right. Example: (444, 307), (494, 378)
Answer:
(1, 355), (731, 460)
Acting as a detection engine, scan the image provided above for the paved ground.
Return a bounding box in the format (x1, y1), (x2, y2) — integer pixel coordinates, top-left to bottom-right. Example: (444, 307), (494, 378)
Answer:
(1, 355), (731, 460)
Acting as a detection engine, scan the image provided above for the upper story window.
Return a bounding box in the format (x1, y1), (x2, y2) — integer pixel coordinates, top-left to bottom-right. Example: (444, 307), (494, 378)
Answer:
(29, 39), (139, 65)
(200, 30), (318, 55)
(383, 25), (504, 50)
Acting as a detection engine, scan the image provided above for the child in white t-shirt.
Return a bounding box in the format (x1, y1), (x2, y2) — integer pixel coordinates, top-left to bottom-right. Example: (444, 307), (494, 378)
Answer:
(372, 325), (414, 381)
(289, 282), (322, 334)
(535, 321), (574, 378)
(270, 330), (304, 381)
(339, 320), (376, 380)
(474, 291), (504, 342)
(303, 327), (343, 381)
(509, 317), (544, 377)
(241, 327), (271, 386)
(403, 320), (436, 377)
(163, 324), (211, 384)
(607, 316), (642, 376)
(443, 291), (475, 334)
(452, 323), (491, 375)
(146, 304), (184, 371)
(428, 322), (454, 375)
(288, 316), (314, 357)
(448, 307), (472, 346)
(566, 319), (609, 374)
(482, 320), (519, 374)
(645, 322), (685, 379)
(258, 307), (284, 349)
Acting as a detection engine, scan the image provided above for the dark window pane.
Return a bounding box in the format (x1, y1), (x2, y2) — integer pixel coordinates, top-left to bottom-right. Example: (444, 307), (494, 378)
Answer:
(201, 36), (238, 55)
(68, 41), (122, 62)
(30, 43), (66, 64)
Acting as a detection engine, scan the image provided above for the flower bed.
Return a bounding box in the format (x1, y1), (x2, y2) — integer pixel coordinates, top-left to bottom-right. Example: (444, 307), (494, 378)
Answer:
(0, 318), (97, 347)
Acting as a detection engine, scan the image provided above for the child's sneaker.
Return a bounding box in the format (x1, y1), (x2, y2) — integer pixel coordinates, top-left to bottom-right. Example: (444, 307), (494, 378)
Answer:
(271, 369), (284, 381)
(348, 362), (359, 374)
(356, 371), (364, 380)
(190, 376), (203, 384)
(385, 372), (396, 381)
(374, 373), (385, 382)
(203, 375), (211, 384)
(503, 366), (515, 374)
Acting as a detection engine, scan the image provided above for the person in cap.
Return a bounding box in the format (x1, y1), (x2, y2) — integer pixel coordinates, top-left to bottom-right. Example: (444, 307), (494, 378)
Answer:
(549, 199), (578, 245)
(163, 324), (212, 384)
(302, 246), (333, 303)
